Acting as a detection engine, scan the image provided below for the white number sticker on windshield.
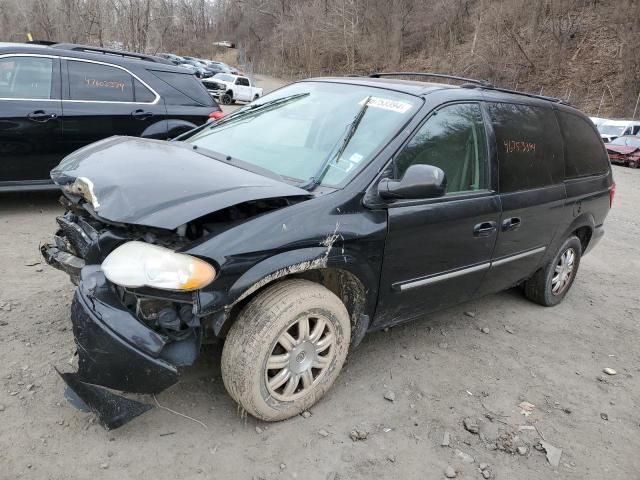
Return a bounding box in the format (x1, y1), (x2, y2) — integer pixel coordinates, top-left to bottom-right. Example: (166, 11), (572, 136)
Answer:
(359, 96), (412, 113)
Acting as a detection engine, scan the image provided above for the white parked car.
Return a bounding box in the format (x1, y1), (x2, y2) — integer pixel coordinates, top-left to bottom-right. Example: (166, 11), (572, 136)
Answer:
(597, 119), (640, 143)
(203, 73), (263, 104)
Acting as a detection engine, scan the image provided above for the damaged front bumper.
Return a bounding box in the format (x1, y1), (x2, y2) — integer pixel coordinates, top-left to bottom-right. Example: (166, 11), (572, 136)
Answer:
(61, 266), (200, 429)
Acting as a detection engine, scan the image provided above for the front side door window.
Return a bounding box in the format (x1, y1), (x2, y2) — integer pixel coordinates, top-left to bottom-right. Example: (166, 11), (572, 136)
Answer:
(394, 102), (490, 194)
(0, 56), (54, 99)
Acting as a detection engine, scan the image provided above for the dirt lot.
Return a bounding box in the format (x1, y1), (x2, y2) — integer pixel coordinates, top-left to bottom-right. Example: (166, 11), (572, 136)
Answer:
(1, 98), (639, 479)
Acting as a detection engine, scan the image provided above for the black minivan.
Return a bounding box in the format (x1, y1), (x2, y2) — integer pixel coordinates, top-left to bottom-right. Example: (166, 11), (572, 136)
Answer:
(0, 42), (222, 191)
(42, 73), (613, 429)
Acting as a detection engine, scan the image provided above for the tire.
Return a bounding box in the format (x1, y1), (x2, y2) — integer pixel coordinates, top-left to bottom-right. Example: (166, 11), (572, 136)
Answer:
(253, 94), (260, 101)
(221, 279), (351, 421)
(629, 160), (638, 169)
(524, 235), (582, 306)
(221, 92), (233, 105)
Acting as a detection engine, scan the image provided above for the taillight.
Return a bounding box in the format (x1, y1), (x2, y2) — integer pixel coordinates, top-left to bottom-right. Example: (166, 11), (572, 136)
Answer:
(209, 111), (224, 121)
(609, 182), (616, 208)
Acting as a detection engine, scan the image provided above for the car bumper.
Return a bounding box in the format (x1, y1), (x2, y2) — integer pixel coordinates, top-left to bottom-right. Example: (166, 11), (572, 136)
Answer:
(585, 225), (605, 255)
(61, 266), (200, 429)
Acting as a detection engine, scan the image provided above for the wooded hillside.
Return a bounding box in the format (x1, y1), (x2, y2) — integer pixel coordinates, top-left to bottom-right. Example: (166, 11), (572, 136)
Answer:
(1, 0), (638, 117)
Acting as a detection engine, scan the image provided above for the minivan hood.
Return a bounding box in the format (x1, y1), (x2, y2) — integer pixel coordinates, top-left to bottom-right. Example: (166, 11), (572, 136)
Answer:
(51, 136), (311, 230)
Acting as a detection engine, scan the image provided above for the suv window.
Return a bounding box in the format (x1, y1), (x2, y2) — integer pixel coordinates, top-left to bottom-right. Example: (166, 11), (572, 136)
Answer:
(133, 79), (155, 103)
(556, 110), (609, 178)
(149, 70), (214, 106)
(68, 60), (134, 102)
(394, 103), (489, 194)
(0, 56), (53, 99)
(487, 102), (563, 192)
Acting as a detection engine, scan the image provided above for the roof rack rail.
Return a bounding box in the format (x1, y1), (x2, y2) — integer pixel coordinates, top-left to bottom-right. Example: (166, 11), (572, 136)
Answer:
(369, 71), (571, 105)
(369, 72), (493, 87)
(26, 40), (58, 46)
(473, 85), (570, 105)
(50, 43), (171, 64)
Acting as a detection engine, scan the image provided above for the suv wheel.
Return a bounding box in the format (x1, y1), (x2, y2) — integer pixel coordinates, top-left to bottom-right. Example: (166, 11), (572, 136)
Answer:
(524, 235), (582, 306)
(221, 279), (351, 421)
(221, 92), (233, 105)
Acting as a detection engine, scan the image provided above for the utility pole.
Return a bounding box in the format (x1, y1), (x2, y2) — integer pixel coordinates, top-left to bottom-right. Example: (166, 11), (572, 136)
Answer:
(633, 90), (640, 119)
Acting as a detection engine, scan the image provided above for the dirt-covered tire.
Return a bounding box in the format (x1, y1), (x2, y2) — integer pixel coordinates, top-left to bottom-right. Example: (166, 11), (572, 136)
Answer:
(221, 279), (351, 421)
(524, 235), (582, 306)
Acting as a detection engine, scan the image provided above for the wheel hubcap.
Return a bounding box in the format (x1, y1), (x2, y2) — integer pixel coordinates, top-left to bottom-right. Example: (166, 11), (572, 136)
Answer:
(265, 314), (336, 401)
(551, 247), (575, 295)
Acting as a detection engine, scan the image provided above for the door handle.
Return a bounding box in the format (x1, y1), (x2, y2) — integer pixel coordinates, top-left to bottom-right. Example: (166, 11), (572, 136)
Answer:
(502, 217), (522, 231)
(27, 110), (57, 122)
(131, 109), (153, 120)
(473, 221), (497, 237)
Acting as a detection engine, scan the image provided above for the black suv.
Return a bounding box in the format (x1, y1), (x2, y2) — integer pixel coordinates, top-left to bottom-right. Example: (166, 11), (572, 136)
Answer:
(42, 73), (613, 429)
(0, 42), (222, 191)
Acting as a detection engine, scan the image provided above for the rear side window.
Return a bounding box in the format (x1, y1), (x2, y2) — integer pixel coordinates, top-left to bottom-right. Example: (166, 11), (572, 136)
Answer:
(0, 56), (53, 99)
(487, 102), (564, 192)
(134, 79), (156, 103)
(556, 110), (609, 178)
(149, 70), (214, 106)
(68, 61), (134, 102)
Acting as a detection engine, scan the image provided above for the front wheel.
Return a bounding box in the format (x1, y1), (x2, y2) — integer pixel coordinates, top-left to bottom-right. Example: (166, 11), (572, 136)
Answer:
(221, 93), (233, 105)
(221, 279), (351, 421)
(524, 235), (582, 306)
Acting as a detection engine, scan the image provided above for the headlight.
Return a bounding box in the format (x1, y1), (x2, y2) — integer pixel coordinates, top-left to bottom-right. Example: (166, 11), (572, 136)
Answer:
(102, 241), (215, 291)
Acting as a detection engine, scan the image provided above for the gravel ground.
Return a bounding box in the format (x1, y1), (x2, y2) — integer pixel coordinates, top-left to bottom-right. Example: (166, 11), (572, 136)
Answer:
(0, 76), (638, 479)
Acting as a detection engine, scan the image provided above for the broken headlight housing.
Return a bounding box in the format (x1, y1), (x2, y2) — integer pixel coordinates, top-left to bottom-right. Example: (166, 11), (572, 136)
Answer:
(102, 241), (215, 291)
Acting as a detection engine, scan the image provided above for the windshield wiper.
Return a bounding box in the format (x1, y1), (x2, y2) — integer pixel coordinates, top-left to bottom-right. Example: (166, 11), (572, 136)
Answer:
(300, 96), (371, 191)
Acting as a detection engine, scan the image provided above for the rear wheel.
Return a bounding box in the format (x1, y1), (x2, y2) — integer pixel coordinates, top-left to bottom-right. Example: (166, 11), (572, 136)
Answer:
(524, 236), (582, 306)
(221, 279), (351, 421)
(253, 94), (260, 101)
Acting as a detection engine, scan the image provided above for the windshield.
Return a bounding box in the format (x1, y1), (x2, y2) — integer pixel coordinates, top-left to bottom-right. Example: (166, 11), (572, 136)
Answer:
(214, 73), (235, 82)
(185, 82), (421, 187)
(611, 136), (640, 147)
(599, 124), (625, 136)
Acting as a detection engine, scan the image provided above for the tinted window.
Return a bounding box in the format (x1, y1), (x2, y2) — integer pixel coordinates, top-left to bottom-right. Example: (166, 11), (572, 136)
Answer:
(68, 61), (133, 102)
(150, 70), (213, 106)
(395, 103), (489, 194)
(134, 79), (155, 103)
(487, 102), (563, 192)
(556, 110), (609, 177)
(237, 77), (250, 86)
(0, 56), (53, 99)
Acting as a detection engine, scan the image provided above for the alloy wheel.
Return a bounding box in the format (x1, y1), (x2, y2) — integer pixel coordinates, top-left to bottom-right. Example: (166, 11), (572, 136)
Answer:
(551, 247), (576, 295)
(265, 314), (336, 401)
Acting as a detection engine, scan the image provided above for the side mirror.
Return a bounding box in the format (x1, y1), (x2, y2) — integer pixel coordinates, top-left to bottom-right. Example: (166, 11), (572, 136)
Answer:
(378, 164), (446, 200)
